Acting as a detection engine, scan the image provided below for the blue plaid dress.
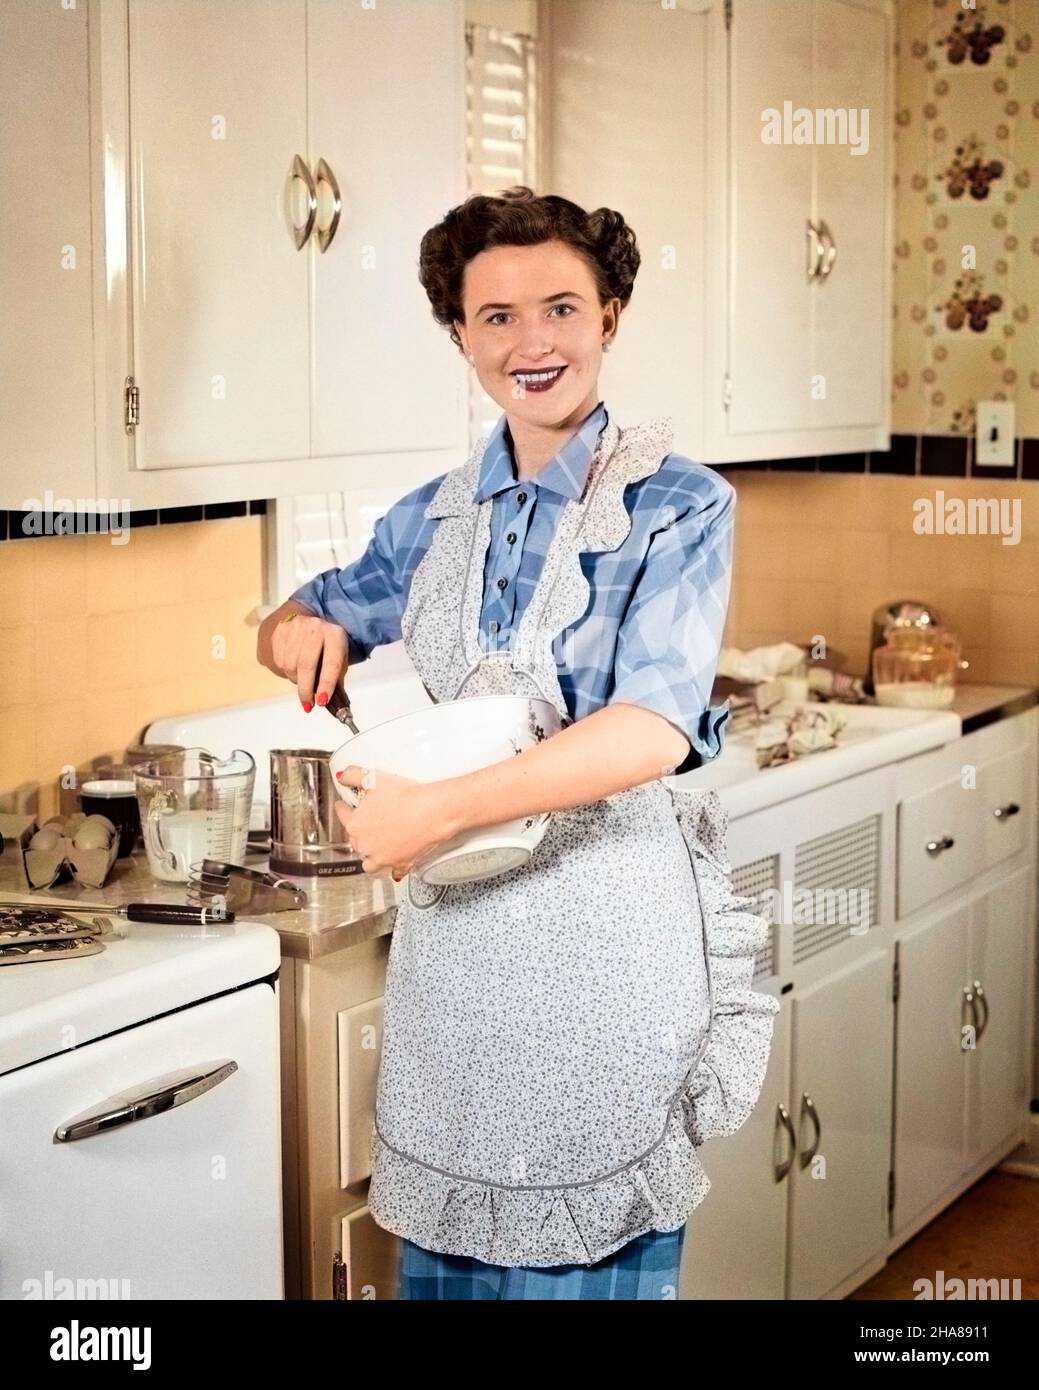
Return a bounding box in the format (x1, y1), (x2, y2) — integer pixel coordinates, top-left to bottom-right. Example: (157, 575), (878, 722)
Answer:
(292, 400), (734, 775)
(399, 1225), (686, 1301)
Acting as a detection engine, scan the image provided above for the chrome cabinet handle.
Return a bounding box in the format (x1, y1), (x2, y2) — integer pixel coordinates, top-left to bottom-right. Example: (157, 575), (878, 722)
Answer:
(798, 1092), (821, 1170)
(315, 157), (343, 253)
(290, 153), (318, 250)
(806, 219), (825, 281)
(992, 802), (1020, 820)
(972, 979), (989, 1040)
(53, 1060), (238, 1142)
(925, 834), (955, 856)
(774, 1103), (798, 1182)
(817, 218), (837, 279)
(961, 985), (980, 1049)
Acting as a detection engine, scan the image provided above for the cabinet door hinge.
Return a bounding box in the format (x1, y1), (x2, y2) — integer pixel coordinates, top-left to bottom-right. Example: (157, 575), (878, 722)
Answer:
(332, 1251), (348, 1300)
(124, 375), (140, 434)
(724, 0), (733, 31)
(722, 374), (733, 411)
(887, 1169), (895, 1216)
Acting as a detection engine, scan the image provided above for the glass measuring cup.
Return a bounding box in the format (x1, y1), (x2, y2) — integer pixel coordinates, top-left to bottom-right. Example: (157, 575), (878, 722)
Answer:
(135, 748), (256, 883)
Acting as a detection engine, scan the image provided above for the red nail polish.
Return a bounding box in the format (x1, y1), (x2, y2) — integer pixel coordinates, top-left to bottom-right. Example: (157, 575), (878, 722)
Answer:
(392, 875), (402, 883)
(302, 700), (312, 713)
(317, 692), (328, 706)
(335, 770), (343, 779)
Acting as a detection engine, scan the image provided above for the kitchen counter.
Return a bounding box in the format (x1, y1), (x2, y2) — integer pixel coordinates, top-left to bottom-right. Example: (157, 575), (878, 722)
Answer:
(0, 845), (402, 962)
(2, 683), (1033, 963)
(671, 681), (1037, 820)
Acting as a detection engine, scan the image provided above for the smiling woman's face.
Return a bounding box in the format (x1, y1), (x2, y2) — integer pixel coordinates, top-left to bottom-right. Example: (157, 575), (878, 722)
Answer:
(454, 239), (619, 429)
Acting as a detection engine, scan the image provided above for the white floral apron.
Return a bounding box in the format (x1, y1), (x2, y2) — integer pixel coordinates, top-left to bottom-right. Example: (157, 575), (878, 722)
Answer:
(366, 415), (781, 1268)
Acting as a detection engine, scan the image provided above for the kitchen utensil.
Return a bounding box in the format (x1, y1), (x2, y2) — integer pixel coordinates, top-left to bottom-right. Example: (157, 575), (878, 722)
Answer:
(135, 748), (255, 883)
(0, 899), (236, 924)
(864, 600), (944, 696)
(79, 764), (141, 857)
(327, 694), (562, 885)
(269, 747), (361, 877)
(185, 858), (307, 913)
(324, 683), (360, 735)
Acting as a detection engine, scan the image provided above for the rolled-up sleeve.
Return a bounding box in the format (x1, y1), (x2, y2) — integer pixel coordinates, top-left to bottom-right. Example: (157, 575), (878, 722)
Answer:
(290, 507), (404, 667)
(608, 471), (735, 773)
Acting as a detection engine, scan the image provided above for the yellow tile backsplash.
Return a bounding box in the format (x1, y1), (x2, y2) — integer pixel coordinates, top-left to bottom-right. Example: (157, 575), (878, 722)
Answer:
(724, 472), (1039, 689)
(0, 516), (284, 818)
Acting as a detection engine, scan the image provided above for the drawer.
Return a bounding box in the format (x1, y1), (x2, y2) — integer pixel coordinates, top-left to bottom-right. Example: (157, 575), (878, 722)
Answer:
(897, 773), (979, 918)
(337, 996), (383, 1187)
(976, 747), (1029, 871)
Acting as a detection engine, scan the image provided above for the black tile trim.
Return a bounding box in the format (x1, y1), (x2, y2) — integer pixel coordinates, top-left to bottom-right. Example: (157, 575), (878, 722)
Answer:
(819, 452), (867, 472)
(128, 509), (158, 528)
(868, 433), (918, 474)
(0, 511), (7, 542)
(203, 501), (248, 520)
(1022, 439), (1039, 482)
(920, 434), (968, 478)
(159, 505), (204, 525)
(249, 498), (268, 515)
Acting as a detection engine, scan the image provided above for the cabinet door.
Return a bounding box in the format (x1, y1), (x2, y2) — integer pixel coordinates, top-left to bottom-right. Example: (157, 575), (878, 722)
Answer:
(127, 0), (311, 469)
(337, 996), (383, 1187)
(0, 0), (96, 507)
(892, 902), (970, 1236)
(308, 0), (466, 459)
(337, 1205), (400, 1300)
(810, 0), (889, 432)
(728, 0), (815, 438)
(965, 867), (1031, 1165)
(787, 949), (891, 1300)
(680, 1000), (790, 1301)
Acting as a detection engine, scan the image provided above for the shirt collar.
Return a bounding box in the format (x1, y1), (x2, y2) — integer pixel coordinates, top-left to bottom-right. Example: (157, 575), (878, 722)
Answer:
(473, 401), (609, 503)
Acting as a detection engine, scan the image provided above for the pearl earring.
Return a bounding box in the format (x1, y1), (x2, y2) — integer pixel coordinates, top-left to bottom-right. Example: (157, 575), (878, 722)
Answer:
(467, 353), (475, 365)
(603, 342), (611, 353)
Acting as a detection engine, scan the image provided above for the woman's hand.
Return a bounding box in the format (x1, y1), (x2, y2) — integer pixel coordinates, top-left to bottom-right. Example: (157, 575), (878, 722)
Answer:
(334, 766), (464, 877)
(257, 601), (348, 711)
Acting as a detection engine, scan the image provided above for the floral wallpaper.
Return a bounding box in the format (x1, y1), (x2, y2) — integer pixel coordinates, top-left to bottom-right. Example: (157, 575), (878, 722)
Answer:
(893, 0), (1038, 437)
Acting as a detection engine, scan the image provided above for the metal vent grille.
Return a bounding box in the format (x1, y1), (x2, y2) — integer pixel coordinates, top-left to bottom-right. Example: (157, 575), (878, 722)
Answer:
(732, 854), (780, 984)
(792, 814), (881, 964)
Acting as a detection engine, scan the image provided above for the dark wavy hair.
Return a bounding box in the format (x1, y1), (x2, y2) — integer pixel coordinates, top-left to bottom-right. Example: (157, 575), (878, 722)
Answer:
(418, 186), (641, 353)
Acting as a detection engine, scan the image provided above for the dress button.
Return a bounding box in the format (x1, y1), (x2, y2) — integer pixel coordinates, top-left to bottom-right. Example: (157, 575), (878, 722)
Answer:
(496, 577), (508, 590)
(506, 531), (517, 544)
(516, 491), (527, 505)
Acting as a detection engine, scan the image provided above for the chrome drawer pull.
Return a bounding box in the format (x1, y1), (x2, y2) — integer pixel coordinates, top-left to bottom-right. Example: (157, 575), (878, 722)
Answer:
(53, 1060), (238, 1143)
(774, 1104), (798, 1183)
(925, 835), (955, 856)
(798, 1092), (821, 1170)
(992, 802), (1020, 820)
(972, 980), (990, 1040)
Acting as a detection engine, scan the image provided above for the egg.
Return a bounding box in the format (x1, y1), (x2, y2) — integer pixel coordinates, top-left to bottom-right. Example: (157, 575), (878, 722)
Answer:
(73, 815), (116, 851)
(29, 826), (63, 852)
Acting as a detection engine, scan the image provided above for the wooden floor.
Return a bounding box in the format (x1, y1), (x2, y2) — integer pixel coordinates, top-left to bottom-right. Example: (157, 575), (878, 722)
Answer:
(850, 1144), (1039, 1300)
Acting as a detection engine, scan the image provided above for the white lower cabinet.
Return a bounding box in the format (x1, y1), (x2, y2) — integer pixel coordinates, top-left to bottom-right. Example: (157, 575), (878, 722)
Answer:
(786, 950), (892, 1300)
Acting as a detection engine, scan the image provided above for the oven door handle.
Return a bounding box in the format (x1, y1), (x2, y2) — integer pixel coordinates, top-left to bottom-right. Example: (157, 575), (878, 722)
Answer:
(53, 1060), (238, 1143)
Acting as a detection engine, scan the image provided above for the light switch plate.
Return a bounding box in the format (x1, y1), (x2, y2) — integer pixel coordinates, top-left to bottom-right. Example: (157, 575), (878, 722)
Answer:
(975, 400), (1015, 467)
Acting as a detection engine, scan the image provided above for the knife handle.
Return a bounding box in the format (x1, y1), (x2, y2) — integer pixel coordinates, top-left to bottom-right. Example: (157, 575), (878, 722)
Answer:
(124, 904), (236, 924)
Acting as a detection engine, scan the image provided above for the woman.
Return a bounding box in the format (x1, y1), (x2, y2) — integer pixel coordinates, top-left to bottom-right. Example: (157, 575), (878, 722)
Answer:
(257, 187), (779, 1301)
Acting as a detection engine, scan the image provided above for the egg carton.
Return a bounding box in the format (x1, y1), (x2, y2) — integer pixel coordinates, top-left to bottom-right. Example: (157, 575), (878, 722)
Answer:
(20, 813), (120, 891)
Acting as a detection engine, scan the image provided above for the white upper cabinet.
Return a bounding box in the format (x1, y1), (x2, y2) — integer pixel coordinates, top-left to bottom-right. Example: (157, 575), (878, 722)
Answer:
(0, 0), (96, 510)
(548, 0), (893, 463)
(127, 0), (312, 471)
(308, 0), (466, 460)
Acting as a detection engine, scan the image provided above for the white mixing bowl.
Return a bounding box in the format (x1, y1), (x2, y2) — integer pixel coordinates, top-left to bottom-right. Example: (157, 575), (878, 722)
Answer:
(327, 694), (562, 884)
